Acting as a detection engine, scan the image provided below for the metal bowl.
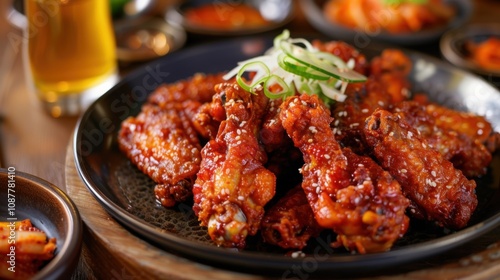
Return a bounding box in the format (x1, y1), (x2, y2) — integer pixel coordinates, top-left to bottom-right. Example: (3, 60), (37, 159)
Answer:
(166, 0), (294, 36)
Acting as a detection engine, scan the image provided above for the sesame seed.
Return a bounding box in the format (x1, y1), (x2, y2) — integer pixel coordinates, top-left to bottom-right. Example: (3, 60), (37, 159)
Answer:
(361, 108), (369, 114)
(477, 122), (485, 128)
(478, 129), (484, 135)
(291, 251), (305, 258)
(431, 171), (436, 177)
(378, 101), (385, 106)
(308, 138), (313, 143)
(236, 141), (241, 145)
(400, 169), (407, 173)
(238, 196), (245, 201)
(309, 126), (318, 133)
(301, 101), (307, 106)
(334, 120), (340, 126)
(324, 154), (331, 159)
(446, 185), (452, 189)
(350, 123), (359, 128)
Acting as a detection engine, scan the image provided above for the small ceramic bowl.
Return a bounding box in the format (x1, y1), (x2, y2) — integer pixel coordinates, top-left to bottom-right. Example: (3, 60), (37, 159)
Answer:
(440, 23), (500, 78)
(0, 168), (82, 280)
(166, 0), (294, 36)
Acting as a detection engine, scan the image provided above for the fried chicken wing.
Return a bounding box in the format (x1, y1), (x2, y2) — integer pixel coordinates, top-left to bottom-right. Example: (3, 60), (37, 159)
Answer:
(425, 103), (494, 143)
(280, 94), (409, 253)
(118, 103), (202, 207)
(148, 72), (226, 106)
(192, 91), (226, 140)
(261, 185), (324, 249)
(331, 49), (412, 152)
(393, 101), (493, 178)
(312, 40), (369, 75)
(193, 82), (276, 248)
(364, 109), (478, 229)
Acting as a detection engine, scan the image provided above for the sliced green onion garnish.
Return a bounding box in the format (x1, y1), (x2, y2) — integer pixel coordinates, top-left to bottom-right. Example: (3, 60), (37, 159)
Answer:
(279, 40), (366, 82)
(263, 75), (292, 99)
(236, 61), (270, 93)
(278, 53), (330, 81)
(224, 30), (367, 106)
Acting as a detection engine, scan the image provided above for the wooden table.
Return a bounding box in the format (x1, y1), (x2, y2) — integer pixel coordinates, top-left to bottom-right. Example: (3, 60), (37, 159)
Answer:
(1, 0), (499, 279)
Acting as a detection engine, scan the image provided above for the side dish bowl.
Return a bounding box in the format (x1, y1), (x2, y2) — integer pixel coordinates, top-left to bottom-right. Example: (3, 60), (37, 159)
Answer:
(440, 23), (500, 78)
(0, 169), (82, 280)
(301, 0), (472, 46)
(166, 0), (294, 36)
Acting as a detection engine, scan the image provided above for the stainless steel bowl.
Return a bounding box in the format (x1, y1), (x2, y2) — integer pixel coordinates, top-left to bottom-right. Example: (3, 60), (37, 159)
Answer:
(166, 0), (294, 36)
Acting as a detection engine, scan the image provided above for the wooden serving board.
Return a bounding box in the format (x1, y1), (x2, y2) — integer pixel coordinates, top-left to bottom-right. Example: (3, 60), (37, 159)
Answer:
(64, 142), (500, 280)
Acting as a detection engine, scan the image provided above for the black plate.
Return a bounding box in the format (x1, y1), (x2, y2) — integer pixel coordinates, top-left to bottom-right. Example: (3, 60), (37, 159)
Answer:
(74, 36), (500, 277)
(301, 0), (472, 46)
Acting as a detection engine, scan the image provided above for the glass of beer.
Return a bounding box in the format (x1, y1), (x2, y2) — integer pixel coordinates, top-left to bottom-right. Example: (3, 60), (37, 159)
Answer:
(25, 0), (118, 117)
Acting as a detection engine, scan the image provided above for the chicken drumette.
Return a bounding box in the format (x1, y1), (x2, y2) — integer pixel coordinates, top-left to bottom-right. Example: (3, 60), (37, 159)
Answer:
(193, 82), (276, 248)
(280, 94), (409, 253)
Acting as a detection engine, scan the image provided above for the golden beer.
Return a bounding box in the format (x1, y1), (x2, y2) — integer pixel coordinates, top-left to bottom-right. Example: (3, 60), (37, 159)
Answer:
(25, 0), (117, 117)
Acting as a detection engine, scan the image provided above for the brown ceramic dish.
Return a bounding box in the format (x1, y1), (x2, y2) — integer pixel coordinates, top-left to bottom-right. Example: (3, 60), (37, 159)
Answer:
(0, 168), (82, 280)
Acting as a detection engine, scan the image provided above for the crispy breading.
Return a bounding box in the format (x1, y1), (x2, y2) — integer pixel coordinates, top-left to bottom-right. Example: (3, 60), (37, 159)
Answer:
(192, 82), (276, 248)
(364, 109), (478, 229)
(280, 94), (409, 253)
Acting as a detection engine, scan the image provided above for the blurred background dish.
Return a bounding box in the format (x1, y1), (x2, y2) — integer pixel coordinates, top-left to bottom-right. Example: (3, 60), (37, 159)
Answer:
(7, 0), (157, 30)
(301, 0), (472, 46)
(440, 23), (500, 78)
(166, 0), (294, 36)
(115, 17), (186, 62)
(0, 168), (82, 280)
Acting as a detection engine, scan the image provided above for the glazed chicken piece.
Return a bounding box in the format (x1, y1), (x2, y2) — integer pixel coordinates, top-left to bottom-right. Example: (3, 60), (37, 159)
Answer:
(192, 91), (227, 140)
(312, 40), (369, 75)
(280, 94), (409, 254)
(118, 102), (202, 207)
(193, 82), (276, 248)
(393, 101), (493, 178)
(261, 185), (324, 249)
(148, 72), (227, 106)
(331, 49), (412, 152)
(425, 103), (494, 143)
(364, 109), (478, 229)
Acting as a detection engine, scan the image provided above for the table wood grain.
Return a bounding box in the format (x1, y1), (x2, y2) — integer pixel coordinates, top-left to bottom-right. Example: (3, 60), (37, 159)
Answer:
(1, 0), (499, 279)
